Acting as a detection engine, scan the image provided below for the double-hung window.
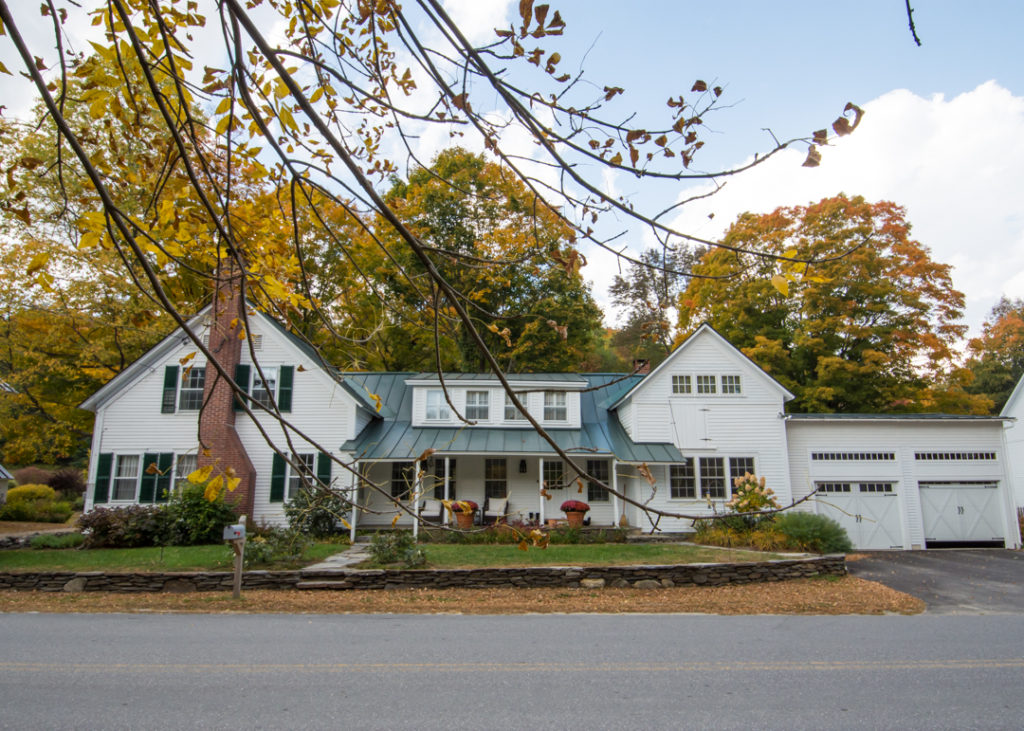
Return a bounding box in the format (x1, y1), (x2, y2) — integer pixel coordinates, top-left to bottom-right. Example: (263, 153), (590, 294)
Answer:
(391, 462), (415, 499)
(729, 457), (755, 484)
(465, 391), (489, 420)
(504, 393), (527, 421)
(425, 389), (450, 421)
(288, 453), (316, 500)
(113, 455), (140, 501)
(587, 460), (609, 502)
(670, 459), (696, 499)
(178, 367), (205, 410)
(174, 454), (198, 489)
(543, 460), (564, 490)
(544, 391), (567, 421)
(251, 367), (278, 409)
(699, 457), (726, 499)
(485, 458), (507, 499)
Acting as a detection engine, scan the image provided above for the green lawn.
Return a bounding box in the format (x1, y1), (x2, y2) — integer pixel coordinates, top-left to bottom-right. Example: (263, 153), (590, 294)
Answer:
(0, 542), (343, 572)
(364, 543), (783, 569)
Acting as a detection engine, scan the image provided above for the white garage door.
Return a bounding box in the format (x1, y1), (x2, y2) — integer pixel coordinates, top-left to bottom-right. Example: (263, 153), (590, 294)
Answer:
(919, 482), (1004, 545)
(815, 482), (904, 550)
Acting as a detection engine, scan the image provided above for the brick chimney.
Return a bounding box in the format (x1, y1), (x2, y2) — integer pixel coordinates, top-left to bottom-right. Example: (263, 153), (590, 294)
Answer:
(632, 358), (651, 375)
(198, 261), (257, 518)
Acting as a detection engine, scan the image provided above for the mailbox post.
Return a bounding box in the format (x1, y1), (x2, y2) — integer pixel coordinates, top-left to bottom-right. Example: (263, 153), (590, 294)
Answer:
(223, 516), (246, 599)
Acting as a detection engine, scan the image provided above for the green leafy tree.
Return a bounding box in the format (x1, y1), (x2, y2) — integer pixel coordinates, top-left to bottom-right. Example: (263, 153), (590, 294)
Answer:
(677, 194), (989, 413)
(369, 148), (605, 372)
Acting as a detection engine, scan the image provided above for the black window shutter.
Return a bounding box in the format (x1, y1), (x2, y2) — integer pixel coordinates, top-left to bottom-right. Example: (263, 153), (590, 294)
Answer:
(270, 452), (286, 502)
(138, 452), (159, 503)
(316, 452), (332, 488)
(155, 453), (174, 503)
(161, 366), (179, 413)
(94, 453), (113, 504)
(278, 366), (294, 412)
(233, 364), (251, 411)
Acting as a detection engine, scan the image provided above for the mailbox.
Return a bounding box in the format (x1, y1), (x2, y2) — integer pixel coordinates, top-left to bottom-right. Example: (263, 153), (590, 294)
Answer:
(223, 523), (246, 541)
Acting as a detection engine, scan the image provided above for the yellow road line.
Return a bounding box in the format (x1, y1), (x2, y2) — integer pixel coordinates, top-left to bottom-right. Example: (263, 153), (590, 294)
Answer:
(2, 659), (1023, 673)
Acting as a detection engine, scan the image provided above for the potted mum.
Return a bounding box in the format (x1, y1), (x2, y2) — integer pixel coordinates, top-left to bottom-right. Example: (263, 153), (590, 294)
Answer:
(448, 499), (478, 530)
(560, 499), (590, 529)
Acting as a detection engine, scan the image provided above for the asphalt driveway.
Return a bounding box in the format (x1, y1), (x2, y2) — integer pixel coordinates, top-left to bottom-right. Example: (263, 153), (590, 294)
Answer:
(848, 549), (1024, 614)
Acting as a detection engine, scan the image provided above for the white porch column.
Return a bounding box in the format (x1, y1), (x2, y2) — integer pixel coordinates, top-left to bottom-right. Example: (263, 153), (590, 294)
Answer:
(611, 458), (620, 526)
(443, 457), (451, 526)
(412, 459), (422, 540)
(349, 462), (358, 543)
(538, 457), (545, 524)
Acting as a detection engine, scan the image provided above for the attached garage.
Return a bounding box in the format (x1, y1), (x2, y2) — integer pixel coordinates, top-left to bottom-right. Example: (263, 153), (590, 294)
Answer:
(815, 481), (904, 550)
(786, 414), (1021, 551)
(919, 481), (1006, 547)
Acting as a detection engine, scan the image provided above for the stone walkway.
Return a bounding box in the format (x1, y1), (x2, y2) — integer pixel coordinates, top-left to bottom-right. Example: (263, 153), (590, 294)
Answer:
(303, 543), (371, 571)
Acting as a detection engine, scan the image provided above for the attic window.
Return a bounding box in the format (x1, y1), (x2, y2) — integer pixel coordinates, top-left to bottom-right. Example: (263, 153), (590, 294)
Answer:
(721, 375), (742, 394)
(251, 334), (263, 351)
(671, 375), (691, 394)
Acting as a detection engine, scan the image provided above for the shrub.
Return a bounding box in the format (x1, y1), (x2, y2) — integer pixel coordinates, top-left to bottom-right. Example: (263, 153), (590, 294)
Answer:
(29, 532), (85, 549)
(48, 468), (86, 499)
(13, 466), (54, 487)
(161, 482), (238, 546)
(774, 512), (853, 554)
(5, 484), (57, 504)
(692, 520), (746, 548)
(748, 525), (787, 552)
(0, 484), (72, 522)
(368, 530), (417, 564)
(285, 486), (349, 538)
(78, 505), (167, 548)
(244, 525), (312, 567)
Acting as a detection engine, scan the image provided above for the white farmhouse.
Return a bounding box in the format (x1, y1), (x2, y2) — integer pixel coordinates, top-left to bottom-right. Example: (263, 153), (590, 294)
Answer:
(80, 293), (1021, 551)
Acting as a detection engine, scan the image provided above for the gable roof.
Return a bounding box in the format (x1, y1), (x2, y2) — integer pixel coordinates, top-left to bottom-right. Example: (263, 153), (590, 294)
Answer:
(79, 308), (211, 412)
(609, 323), (795, 411)
(1002, 373), (1024, 418)
(0, 463), (12, 481)
(341, 373), (684, 463)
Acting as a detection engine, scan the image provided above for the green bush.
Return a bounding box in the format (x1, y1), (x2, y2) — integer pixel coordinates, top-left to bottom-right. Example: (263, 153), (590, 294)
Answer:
(78, 505), (167, 548)
(29, 532), (85, 549)
(161, 482), (238, 546)
(6, 484), (57, 504)
(244, 525), (312, 567)
(285, 486), (349, 538)
(774, 512), (853, 554)
(368, 531), (425, 566)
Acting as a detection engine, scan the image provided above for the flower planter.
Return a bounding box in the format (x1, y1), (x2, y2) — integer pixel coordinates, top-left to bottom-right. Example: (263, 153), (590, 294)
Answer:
(565, 511), (585, 529)
(454, 510), (474, 530)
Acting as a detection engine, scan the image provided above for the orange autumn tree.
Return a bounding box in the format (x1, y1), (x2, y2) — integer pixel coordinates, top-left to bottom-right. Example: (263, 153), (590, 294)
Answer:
(964, 297), (1024, 412)
(677, 194), (990, 414)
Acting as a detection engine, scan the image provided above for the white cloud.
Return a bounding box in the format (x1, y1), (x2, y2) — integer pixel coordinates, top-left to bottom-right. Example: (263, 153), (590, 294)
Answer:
(441, 0), (514, 45)
(590, 82), (1024, 338)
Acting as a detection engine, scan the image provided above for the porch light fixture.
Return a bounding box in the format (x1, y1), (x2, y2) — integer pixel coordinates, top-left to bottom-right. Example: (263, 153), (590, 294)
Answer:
(519, 459), (527, 474)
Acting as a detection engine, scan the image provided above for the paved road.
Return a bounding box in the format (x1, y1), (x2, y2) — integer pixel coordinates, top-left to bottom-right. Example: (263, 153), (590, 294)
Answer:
(3, 613), (1024, 729)
(848, 549), (1024, 614)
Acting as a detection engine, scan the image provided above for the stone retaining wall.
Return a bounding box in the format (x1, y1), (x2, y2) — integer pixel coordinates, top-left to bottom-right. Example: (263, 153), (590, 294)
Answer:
(0, 555), (845, 593)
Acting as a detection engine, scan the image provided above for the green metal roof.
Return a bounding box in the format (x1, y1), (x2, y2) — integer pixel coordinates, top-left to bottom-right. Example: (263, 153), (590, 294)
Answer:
(340, 373), (683, 463)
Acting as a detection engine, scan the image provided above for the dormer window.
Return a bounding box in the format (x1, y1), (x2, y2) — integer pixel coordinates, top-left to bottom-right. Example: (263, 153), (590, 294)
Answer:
(504, 393), (527, 421)
(544, 391), (567, 421)
(425, 389), (450, 420)
(466, 390), (489, 420)
(696, 375), (716, 394)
